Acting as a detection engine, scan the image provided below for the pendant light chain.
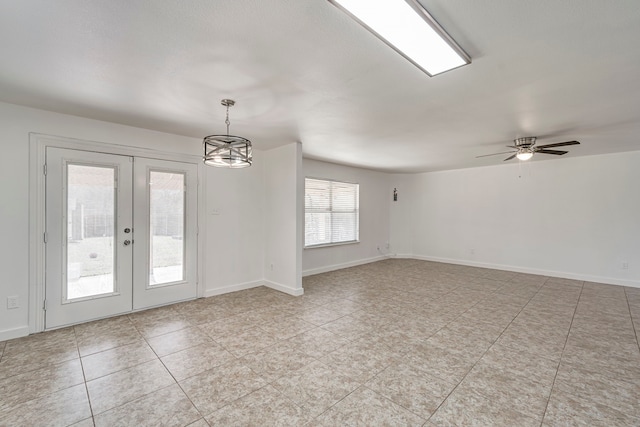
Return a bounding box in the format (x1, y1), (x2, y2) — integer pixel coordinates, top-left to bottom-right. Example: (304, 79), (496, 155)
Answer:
(225, 104), (231, 136)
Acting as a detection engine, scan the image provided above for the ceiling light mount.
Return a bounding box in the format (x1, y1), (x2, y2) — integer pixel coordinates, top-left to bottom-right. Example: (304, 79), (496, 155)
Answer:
(514, 137), (536, 148)
(220, 98), (235, 109)
(203, 99), (252, 168)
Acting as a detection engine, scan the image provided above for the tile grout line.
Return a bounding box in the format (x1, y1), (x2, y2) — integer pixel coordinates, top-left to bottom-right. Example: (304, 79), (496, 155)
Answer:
(132, 314), (210, 421)
(363, 383), (430, 424)
(261, 328), (376, 424)
(538, 280), (584, 427)
(301, 383), (365, 425)
(623, 287), (640, 354)
(73, 325), (96, 427)
(311, 337), (412, 421)
(151, 317), (310, 424)
(425, 276), (547, 423)
(256, 311), (410, 425)
(112, 314), (209, 422)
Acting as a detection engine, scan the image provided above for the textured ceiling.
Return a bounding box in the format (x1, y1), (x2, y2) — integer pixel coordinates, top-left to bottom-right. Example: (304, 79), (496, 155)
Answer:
(1, 1), (640, 172)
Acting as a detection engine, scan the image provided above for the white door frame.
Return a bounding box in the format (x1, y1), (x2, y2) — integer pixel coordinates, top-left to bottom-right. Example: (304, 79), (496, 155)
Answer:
(29, 133), (206, 333)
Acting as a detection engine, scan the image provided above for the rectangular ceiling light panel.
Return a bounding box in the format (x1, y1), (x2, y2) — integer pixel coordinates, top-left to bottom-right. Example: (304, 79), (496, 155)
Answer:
(329, 0), (470, 76)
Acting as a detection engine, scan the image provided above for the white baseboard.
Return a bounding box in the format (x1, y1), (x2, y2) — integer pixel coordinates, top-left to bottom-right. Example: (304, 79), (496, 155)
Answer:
(0, 325), (30, 341)
(204, 279), (304, 298)
(408, 254), (640, 288)
(302, 255), (390, 277)
(390, 253), (413, 259)
(203, 280), (264, 298)
(264, 280), (304, 296)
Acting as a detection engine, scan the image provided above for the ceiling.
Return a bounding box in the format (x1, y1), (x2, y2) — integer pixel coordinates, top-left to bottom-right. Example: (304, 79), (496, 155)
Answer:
(1, 1), (640, 173)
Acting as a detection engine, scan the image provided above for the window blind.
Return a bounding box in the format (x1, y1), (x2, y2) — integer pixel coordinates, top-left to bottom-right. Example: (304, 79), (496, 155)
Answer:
(305, 178), (359, 247)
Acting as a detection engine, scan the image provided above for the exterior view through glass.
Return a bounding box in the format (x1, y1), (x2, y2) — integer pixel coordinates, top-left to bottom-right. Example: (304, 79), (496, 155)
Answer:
(66, 164), (116, 299)
(149, 171), (185, 285)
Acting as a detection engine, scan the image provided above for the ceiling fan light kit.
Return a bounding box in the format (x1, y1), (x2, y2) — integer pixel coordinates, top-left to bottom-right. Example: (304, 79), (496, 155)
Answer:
(477, 137), (580, 162)
(203, 99), (253, 169)
(516, 150), (533, 161)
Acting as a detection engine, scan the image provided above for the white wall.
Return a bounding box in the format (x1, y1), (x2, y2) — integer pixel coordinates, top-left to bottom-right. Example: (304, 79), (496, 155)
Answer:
(263, 143), (303, 294)
(405, 152), (640, 286)
(203, 153), (265, 296)
(389, 173), (416, 258)
(302, 159), (391, 275)
(0, 101), (265, 340)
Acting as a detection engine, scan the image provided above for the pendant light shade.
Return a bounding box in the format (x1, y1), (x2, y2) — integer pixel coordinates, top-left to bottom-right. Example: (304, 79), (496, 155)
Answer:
(203, 99), (252, 168)
(203, 134), (252, 168)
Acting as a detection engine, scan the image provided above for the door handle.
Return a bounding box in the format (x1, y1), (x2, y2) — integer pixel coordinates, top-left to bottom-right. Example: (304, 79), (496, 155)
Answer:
(124, 228), (131, 233)
(123, 240), (131, 246)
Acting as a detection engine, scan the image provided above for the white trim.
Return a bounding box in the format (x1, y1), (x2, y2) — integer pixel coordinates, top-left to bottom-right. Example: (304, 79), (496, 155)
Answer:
(304, 240), (359, 249)
(389, 253), (412, 259)
(264, 280), (305, 296)
(302, 255), (389, 277)
(0, 326), (30, 341)
(408, 255), (640, 288)
(29, 135), (47, 334)
(202, 280), (264, 298)
(28, 133), (205, 334)
(197, 160), (206, 298)
(305, 175), (359, 186)
(29, 133), (200, 163)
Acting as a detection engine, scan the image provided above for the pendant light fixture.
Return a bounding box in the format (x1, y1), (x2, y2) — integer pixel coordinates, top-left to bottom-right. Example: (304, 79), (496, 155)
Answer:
(203, 99), (252, 168)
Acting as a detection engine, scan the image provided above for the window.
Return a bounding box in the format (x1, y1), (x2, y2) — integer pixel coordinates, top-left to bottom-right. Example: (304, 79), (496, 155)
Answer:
(305, 178), (359, 247)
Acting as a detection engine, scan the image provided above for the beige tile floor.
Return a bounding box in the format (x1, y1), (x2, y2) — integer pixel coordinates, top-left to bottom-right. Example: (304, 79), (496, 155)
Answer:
(1, 259), (640, 426)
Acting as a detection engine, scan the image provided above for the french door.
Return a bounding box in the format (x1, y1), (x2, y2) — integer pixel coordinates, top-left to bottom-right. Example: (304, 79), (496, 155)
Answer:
(45, 147), (198, 329)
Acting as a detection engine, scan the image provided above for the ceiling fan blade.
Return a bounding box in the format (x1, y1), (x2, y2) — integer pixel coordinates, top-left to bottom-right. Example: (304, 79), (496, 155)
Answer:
(476, 151), (516, 158)
(503, 154), (517, 161)
(536, 140), (580, 149)
(535, 149), (568, 155)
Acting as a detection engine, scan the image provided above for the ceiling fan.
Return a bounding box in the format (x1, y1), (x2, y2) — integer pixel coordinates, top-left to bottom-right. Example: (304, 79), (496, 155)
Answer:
(477, 137), (580, 161)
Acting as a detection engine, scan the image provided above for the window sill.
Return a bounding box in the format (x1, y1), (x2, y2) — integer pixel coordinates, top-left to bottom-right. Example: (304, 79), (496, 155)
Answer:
(304, 240), (360, 249)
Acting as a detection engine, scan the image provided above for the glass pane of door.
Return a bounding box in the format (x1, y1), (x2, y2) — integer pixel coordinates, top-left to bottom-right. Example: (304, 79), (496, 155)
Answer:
(149, 171), (185, 285)
(66, 164), (116, 300)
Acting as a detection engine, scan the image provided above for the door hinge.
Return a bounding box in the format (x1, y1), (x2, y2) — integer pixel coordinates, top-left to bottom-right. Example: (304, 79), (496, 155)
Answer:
(43, 299), (47, 311)
(43, 164), (47, 175)
(43, 232), (48, 243)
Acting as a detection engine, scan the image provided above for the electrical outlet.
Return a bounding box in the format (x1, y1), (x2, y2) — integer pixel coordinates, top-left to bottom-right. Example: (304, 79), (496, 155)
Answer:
(376, 245), (380, 251)
(622, 262), (629, 270)
(469, 248), (475, 255)
(7, 296), (19, 309)
(270, 263), (274, 271)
